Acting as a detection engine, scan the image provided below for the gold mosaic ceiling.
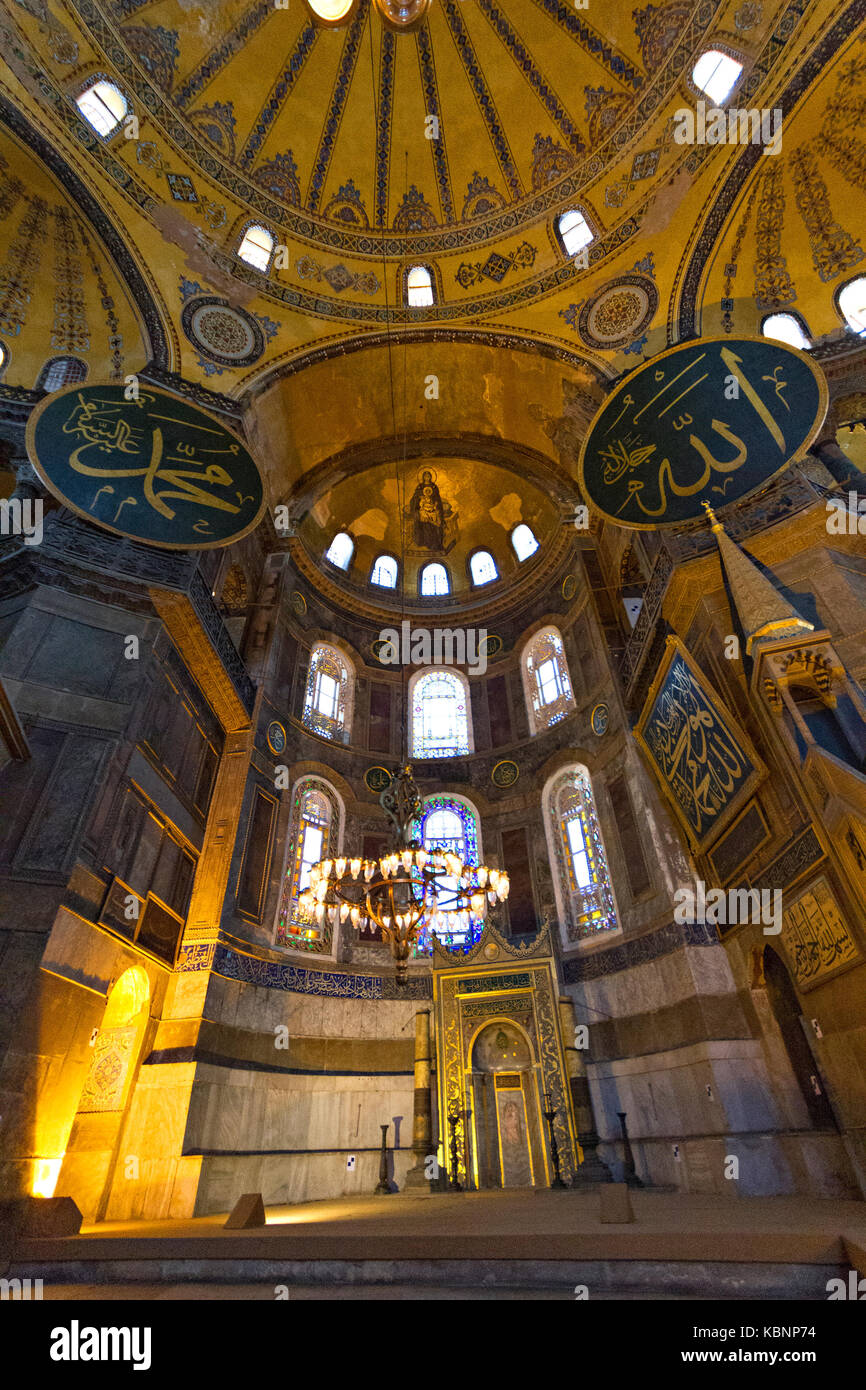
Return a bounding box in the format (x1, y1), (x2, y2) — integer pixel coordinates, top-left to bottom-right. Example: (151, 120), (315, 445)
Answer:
(0, 0), (861, 402)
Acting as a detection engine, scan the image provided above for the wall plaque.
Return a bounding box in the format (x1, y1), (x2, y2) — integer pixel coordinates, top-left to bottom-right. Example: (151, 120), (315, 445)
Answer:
(781, 874), (860, 989)
(578, 336), (827, 528)
(26, 382), (265, 548)
(635, 636), (766, 853)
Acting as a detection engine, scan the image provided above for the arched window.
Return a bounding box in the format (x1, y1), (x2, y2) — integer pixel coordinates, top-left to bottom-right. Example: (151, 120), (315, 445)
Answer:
(276, 777), (343, 952)
(0, 342), (7, 374)
(762, 313), (810, 349)
(302, 642), (354, 742)
(37, 356), (87, 391)
(692, 50), (743, 104)
(511, 524), (539, 561)
(557, 208), (593, 256)
(522, 625), (575, 733)
(325, 531), (354, 570)
(406, 265), (434, 307)
(414, 794), (483, 953)
(544, 766), (618, 944)
(420, 562), (450, 596)
(237, 223), (275, 272)
(469, 550), (498, 586)
(838, 276), (866, 335)
(410, 669), (471, 758)
(75, 78), (128, 137)
(371, 554), (398, 588)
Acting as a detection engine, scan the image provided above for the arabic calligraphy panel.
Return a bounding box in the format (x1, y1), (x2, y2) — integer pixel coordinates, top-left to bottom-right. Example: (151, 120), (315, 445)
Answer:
(781, 874), (860, 990)
(635, 637), (767, 853)
(578, 336), (828, 529)
(26, 381), (266, 549)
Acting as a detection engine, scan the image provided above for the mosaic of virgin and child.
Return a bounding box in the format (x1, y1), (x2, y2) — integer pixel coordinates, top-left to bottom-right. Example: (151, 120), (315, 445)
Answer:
(405, 468), (458, 555)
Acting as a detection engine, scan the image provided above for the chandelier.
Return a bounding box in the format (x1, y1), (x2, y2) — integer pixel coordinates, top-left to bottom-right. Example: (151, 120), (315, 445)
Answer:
(298, 765), (509, 983)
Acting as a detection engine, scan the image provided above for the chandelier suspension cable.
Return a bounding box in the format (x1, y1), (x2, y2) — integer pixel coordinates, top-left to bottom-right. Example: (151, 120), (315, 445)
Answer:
(298, 14), (509, 981)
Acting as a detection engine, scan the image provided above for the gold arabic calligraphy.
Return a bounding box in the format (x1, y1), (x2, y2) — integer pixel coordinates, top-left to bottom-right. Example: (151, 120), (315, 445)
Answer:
(61, 394), (247, 527)
(599, 347), (791, 518)
(644, 659), (749, 836)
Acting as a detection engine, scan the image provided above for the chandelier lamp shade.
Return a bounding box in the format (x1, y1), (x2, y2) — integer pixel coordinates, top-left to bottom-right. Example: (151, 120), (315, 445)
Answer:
(298, 766), (509, 982)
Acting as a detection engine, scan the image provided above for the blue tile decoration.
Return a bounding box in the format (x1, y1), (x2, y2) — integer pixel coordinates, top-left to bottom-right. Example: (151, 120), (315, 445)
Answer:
(174, 0), (274, 110)
(562, 919), (718, 984)
(441, 0), (522, 202)
(476, 0), (587, 155)
(375, 28), (396, 228)
(239, 19), (320, 172)
(414, 24), (454, 224)
(307, 0), (369, 213)
(166, 172), (197, 202)
(530, 0), (643, 90)
(209, 944), (433, 1000)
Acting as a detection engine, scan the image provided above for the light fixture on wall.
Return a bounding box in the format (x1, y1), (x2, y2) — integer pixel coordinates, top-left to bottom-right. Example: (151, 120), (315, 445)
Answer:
(301, 766), (508, 984)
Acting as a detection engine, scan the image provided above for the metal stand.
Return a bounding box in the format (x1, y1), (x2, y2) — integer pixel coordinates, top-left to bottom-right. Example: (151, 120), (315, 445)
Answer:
(617, 1111), (644, 1188)
(543, 1090), (568, 1189)
(446, 1100), (463, 1191)
(374, 1123), (391, 1195)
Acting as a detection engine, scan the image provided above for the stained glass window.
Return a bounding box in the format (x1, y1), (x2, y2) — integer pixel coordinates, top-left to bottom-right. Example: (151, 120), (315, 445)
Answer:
(276, 779), (340, 951)
(548, 767), (618, 941)
(410, 670), (470, 758)
(302, 643), (354, 742)
(839, 277), (866, 335)
(414, 794), (482, 954)
(511, 524), (539, 561)
(469, 550), (498, 586)
(522, 626), (575, 733)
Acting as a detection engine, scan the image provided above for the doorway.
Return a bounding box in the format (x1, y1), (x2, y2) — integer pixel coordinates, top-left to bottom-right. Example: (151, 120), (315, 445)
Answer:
(470, 1021), (541, 1187)
(763, 947), (837, 1129)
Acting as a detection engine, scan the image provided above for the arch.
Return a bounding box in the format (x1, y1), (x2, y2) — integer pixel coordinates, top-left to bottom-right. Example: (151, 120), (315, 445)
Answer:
(324, 530), (355, 570)
(468, 548), (498, 587)
(761, 312), (811, 349)
(762, 947), (837, 1130)
(408, 667), (473, 758)
(275, 774), (344, 953)
(511, 523), (539, 562)
(836, 275), (866, 335)
(405, 264), (435, 307)
(302, 641), (355, 742)
(74, 76), (129, 138)
(542, 764), (619, 947)
(236, 221), (275, 272)
(691, 49), (744, 104)
(36, 356), (88, 391)
(521, 624), (575, 733)
(470, 1018), (542, 1188)
(555, 207), (594, 258)
(419, 561), (450, 596)
(370, 553), (399, 588)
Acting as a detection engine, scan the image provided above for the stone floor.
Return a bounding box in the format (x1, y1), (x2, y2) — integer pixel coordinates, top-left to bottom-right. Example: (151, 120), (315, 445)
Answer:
(8, 1190), (866, 1300)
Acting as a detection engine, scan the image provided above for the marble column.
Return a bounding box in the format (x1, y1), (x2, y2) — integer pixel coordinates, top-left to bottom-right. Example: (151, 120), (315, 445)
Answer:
(403, 1008), (433, 1189)
(558, 996), (612, 1185)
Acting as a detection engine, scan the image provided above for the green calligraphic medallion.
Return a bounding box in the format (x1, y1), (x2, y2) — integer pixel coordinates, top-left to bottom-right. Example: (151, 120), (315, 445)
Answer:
(25, 381), (266, 549)
(578, 336), (828, 529)
(365, 766), (393, 793)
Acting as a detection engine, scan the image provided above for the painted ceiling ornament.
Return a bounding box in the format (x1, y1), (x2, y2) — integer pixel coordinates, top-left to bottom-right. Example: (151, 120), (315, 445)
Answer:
(181, 296), (270, 368)
(122, 23), (180, 93)
(252, 151), (301, 206)
(734, 1), (764, 32)
(373, 0), (431, 30)
(187, 101), (237, 160)
(531, 134), (579, 191)
(578, 336), (828, 529)
(632, 2), (691, 72)
(323, 178), (369, 227)
(392, 184), (437, 232)
(561, 274), (658, 351)
(462, 172), (505, 221)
